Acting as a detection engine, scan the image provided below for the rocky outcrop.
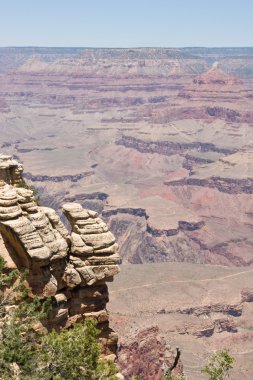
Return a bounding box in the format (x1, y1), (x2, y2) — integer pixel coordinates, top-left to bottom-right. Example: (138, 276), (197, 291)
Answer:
(0, 155), (23, 187)
(241, 288), (253, 303)
(182, 153), (218, 172)
(0, 154), (120, 357)
(193, 64), (243, 86)
(190, 318), (237, 338)
(166, 176), (253, 194)
(117, 135), (236, 156)
(66, 192), (109, 202)
(107, 212), (207, 265)
(158, 298), (252, 338)
(206, 106), (241, 122)
(103, 207), (148, 219)
(24, 170), (94, 183)
(175, 303), (242, 317)
(147, 220), (204, 237)
(117, 326), (183, 380)
(175, 317), (238, 338)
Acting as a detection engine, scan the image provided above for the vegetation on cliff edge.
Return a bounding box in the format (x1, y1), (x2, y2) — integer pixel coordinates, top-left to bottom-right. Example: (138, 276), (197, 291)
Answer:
(0, 257), (118, 380)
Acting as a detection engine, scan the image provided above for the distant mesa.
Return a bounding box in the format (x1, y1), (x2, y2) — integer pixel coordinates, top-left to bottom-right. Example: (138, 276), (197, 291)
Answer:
(192, 62), (243, 86)
(176, 61), (252, 123)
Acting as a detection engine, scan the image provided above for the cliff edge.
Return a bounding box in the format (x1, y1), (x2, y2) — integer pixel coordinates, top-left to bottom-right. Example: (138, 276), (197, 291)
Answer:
(0, 154), (121, 358)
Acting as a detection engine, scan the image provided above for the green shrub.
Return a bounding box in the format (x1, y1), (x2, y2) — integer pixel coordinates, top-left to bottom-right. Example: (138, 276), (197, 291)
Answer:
(38, 320), (118, 380)
(0, 256), (50, 379)
(201, 350), (234, 380)
(0, 257), (118, 379)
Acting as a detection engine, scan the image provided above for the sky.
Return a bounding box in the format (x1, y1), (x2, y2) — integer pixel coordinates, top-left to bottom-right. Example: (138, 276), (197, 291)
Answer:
(0, 0), (253, 47)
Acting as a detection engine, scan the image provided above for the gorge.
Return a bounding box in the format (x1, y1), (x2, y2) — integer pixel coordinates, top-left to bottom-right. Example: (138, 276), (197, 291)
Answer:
(1, 47), (253, 379)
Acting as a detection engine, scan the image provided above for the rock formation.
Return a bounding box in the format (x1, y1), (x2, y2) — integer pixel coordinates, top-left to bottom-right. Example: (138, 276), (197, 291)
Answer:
(0, 154), (120, 358)
(117, 326), (183, 380)
(109, 262), (253, 379)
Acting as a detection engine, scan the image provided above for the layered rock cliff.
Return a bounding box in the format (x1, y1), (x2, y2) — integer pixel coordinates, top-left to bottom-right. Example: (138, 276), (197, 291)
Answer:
(0, 154), (120, 357)
(1, 48), (253, 268)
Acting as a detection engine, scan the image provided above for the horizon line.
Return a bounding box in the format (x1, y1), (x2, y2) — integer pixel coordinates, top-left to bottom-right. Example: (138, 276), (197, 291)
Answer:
(1, 46), (253, 49)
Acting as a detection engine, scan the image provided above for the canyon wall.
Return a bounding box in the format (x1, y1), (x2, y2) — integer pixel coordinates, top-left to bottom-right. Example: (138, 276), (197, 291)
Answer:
(1, 48), (253, 266)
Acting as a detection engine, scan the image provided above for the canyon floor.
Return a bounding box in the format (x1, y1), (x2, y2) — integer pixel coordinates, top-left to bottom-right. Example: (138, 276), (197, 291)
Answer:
(109, 262), (253, 379)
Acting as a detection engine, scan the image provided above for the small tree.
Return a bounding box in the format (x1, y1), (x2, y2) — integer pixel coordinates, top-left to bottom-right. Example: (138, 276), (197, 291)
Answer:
(201, 350), (234, 380)
(38, 319), (118, 380)
(0, 256), (51, 379)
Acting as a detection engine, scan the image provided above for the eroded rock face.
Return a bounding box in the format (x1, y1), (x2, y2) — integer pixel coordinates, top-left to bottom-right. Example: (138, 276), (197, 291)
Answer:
(117, 326), (183, 380)
(0, 155), (23, 187)
(0, 155), (120, 357)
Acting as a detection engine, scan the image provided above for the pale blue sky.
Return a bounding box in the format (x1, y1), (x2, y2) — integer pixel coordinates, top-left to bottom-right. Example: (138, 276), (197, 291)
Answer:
(0, 0), (252, 47)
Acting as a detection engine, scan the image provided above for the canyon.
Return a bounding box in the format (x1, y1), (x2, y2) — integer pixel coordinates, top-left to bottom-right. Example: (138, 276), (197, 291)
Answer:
(1, 47), (253, 266)
(0, 47), (253, 378)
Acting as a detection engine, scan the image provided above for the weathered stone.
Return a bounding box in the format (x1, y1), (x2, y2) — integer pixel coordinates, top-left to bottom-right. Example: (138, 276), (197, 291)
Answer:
(62, 202), (83, 213)
(0, 155), (120, 357)
(94, 242), (119, 255)
(42, 206), (70, 241)
(20, 202), (38, 212)
(16, 187), (34, 201)
(77, 284), (108, 299)
(0, 155), (23, 186)
(0, 208), (22, 220)
(78, 231), (116, 249)
(88, 210), (98, 218)
(0, 197), (17, 207)
(75, 265), (98, 285)
(83, 253), (120, 266)
(70, 232), (94, 255)
(63, 264), (82, 288)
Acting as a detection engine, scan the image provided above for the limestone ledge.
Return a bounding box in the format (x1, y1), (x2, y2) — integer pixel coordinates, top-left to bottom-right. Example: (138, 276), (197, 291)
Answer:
(0, 155), (121, 356)
(0, 187), (120, 295)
